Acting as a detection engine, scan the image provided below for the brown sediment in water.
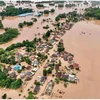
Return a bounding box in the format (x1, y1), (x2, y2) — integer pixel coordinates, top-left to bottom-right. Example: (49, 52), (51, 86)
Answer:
(62, 21), (100, 98)
(0, 2), (100, 99)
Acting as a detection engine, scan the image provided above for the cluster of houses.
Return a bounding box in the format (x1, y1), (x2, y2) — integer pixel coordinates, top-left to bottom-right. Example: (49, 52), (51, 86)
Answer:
(7, 64), (38, 81)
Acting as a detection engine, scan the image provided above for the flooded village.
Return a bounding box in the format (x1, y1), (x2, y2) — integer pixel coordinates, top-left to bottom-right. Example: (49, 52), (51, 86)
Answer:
(0, 0), (100, 99)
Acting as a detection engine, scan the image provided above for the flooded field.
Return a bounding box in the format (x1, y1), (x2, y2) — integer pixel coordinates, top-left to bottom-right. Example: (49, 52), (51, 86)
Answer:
(0, 2), (89, 49)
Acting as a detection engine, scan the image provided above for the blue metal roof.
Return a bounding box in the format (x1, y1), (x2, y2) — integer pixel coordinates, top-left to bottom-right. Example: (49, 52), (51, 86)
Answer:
(18, 12), (34, 17)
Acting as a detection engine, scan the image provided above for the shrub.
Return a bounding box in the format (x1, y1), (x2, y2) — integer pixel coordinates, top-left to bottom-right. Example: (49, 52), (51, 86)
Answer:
(50, 9), (55, 12)
(18, 23), (24, 28)
(64, 83), (67, 88)
(43, 25), (49, 29)
(44, 10), (49, 14)
(2, 94), (7, 99)
(55, 78), (59, 84)
(47, 68), (52, 74)
(57, 47), (65, 52)
(17, 69), (22, 73)
(34, 81), (41, 86)
(43, 69), (47, 76)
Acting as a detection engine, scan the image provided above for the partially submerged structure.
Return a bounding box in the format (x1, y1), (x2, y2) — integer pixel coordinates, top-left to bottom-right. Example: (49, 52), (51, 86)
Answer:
(43, 80), (54, 95)
(34, 85), (40, 94)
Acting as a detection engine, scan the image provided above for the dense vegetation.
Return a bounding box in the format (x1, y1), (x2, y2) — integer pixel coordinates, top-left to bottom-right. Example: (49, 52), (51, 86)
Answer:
(0, 66), (22, 89)
(65, 4), (76, 7)
(84, 8), (100, 20)
(6, 39), (36, 51)
(57, 41), (65, 52)
(0, 49), (16, 65)
(43, 30), (53, 40)
(0, 38), (38, 65)
(0, 1), (6, 6)
(0, 20), (4, 29)
(0, 6), (33, 16)
(66, 11), (80, 22)
(55, 11), (82, 22)
(18, 21), (33, 28)
(0, 28), (19, 44)
(55, 13), (66, 21)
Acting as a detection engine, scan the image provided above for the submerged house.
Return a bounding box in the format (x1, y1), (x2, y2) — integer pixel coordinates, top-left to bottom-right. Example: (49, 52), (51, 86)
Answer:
(68, 74), (78, 83)
(73, 63), (79, 70)
(34, 85), (40, 94)
(37, 45), (44, 51)
(15, 52), (22, 61)
(32, 60), (39, 67)
(20, 72), (26, 79)
(26, 72), (34, 77)
(9, 72), (17, 78)
(25, 76), (32, 81)
(34, 12), (43, 17)
(26, 66), (31, 70)
(40, 76), (47, 84)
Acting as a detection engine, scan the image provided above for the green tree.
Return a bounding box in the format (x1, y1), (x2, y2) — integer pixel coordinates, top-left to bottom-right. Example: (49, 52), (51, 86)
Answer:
(0, 1), (6, 6)
(18, 23), (24, 28)
(47, 68), (52, 74)
(26, 91), (35, 99)
(57, 47), (65, 52)
(43, 69), (47, 76)
(34, 81), (41, 86)
(55, 78), (59, 84)
(50, 9), (55, 12)
(0, 71), (7, 81)
(2, 94), (7, 99)
(0, 20), (3, 29)
(44, 10), (49, 14)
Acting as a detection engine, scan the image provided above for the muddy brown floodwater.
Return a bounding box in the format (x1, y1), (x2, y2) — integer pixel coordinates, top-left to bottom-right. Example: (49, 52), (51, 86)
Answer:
(62, 21), (100, 98)
(0, 2), (89, 49)
(0, 2), (100, 99)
